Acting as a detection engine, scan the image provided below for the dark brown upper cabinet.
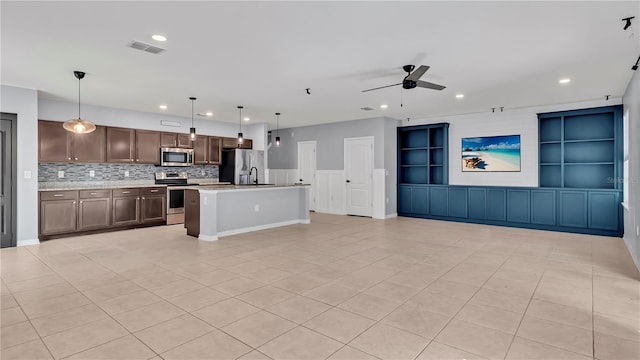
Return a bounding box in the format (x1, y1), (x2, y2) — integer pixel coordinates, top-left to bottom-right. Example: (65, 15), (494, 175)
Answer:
(38, 120), (106, 163)
(135, 130), (161, 164)
(161, 132), (193, 148)
(107, 128), (160, 164)
(222, 137), (252, 149)
(193, 135), (221, 165)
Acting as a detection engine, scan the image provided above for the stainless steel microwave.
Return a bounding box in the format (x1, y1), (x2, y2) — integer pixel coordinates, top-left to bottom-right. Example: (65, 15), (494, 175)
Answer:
(160, 147), (194, 166)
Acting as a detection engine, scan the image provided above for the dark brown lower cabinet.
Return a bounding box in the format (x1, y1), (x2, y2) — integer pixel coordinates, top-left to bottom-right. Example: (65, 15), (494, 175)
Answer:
(78, 198), (111, 230)
(40, 199), (77, 235)
(112, 196), (141, 226)
(184, 189), (200, 237)
(141, 194), (166, 223)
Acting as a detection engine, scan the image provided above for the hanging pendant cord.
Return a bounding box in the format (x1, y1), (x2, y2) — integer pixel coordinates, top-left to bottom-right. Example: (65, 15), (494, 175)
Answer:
(239, 108), (242, 132)
(191, 100), (194, 127)
(78, 78), (81, 119)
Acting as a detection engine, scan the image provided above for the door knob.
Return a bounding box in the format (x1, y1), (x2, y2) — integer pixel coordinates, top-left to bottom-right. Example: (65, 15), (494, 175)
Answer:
(346, 180), (351, 183)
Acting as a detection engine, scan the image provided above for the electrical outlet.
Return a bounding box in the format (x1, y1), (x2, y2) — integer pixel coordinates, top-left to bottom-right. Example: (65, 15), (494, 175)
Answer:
(89, 170), (95, 177)
(254, 204), (259, 212)
(58, 171), (64, 178)
(203, 197), (208, 205)
(124, 170), (129, 177)
(291, 132), (294, 137)
(385, 170), (389, 176)
(386, 197), (389, 204)
(637, 225), (639, 237)
(201, 170), (205, 176)
(23, 171), (31, 179)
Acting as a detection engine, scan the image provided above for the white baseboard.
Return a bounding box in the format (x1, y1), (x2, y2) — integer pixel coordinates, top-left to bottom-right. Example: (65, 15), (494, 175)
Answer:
(214, 219), (309, 238)
(384, 213), (398, 219)
(198, 234), (219, 242)
(17, 238), (39, 246)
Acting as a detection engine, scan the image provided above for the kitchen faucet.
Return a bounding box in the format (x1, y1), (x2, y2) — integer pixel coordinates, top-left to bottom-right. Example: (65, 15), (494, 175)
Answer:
(249, 166), (258, 184)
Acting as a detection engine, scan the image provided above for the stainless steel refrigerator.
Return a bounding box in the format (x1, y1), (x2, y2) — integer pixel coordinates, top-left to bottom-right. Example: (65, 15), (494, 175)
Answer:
(220, 149), (265, 184)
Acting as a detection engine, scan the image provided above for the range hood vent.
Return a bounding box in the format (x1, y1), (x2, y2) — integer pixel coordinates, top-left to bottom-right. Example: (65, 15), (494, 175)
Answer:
(127, 41), (166, 54)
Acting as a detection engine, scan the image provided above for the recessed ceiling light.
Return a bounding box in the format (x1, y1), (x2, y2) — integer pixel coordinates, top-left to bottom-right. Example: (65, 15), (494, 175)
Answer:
(380, 104), (388, 109)
(243, 117), (250, 121)
(159, 105), (167, 110)
(455, 94), (465, 99)
(151, 34), (167, 42)
(205, 112), (213, 116)
(558, 78), (571, 84)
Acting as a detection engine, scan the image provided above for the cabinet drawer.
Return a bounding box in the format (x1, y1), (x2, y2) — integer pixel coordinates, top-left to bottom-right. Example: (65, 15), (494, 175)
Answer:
(142, 187), (165, 196)
(40, 190), (78, 201)
(113, 188), (141, 197)
(79, 189), (112, 199)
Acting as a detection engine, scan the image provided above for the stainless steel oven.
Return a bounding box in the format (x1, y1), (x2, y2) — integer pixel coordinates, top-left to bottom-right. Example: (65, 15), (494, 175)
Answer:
(155, 172), (198, 224)
(161, 147), (194, 167)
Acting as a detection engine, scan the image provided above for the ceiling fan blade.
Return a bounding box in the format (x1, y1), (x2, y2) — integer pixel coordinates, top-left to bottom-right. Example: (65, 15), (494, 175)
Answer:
(361, 83), (402, 92)
(416, 80), (446, 90)
(405, 65), (430, 81)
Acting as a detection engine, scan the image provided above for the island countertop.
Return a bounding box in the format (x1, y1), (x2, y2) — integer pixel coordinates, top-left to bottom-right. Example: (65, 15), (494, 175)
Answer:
(191, 184), (310, 192)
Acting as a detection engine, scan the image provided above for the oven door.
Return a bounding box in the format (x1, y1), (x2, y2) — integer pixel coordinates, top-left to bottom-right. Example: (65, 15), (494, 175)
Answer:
(167, 188), (185, 214)
(161, 148), (194, 166)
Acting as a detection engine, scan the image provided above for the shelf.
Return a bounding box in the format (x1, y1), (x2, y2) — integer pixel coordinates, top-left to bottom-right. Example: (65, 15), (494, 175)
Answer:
(430, 164), (443, 167)
(401, 147), (428, 150)
(539, 141), (561, 145)
(565, 162), (614, 165)
(540, 163), (561, 166)
(563, 138), (614, 143)
(429, 147), (443, 149)
(401, 164), (428, 167)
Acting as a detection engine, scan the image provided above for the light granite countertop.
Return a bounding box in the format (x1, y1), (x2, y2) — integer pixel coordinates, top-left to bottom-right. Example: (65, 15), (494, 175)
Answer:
(39, 179), (226, 191)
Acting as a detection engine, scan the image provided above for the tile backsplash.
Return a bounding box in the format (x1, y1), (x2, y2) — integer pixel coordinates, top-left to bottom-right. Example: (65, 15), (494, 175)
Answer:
(39, 163), (219, 182)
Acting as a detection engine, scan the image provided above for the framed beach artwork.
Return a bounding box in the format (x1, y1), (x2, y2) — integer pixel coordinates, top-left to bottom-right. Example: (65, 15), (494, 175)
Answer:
(462, 135), (521, 172)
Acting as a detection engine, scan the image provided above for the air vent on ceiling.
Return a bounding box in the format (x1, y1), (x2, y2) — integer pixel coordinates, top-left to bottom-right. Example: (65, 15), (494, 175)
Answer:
(360, 106), (374, 111)
(127, 41), (166, 54)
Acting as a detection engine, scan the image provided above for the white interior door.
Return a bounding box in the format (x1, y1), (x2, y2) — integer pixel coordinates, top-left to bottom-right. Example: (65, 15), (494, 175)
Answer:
(298, 141), (316, 211)
(345, 137), (373, 217)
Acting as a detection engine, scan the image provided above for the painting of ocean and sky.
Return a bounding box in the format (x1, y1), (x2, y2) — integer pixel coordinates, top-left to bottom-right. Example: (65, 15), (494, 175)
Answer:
(462, 135), (521, 172)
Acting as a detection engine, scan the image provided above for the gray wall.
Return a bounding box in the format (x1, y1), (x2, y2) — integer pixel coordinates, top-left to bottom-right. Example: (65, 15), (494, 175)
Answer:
(384, 119), (400, 215)
(623, 69), (640, 271)
(0, 85), (39, 244)
(268, 117), (388, 170)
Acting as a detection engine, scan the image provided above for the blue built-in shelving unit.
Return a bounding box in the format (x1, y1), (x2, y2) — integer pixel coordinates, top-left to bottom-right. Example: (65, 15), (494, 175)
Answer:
(398, 123), (449, 185)
(397, 105), (624, 237)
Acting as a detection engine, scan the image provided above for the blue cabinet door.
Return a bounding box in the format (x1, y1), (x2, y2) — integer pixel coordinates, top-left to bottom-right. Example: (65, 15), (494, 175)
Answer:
(531, 190), (556, 225)
(560, 191), (588, 228)
(398, 186), (412, 214)
(412, 187), (429, 214)
(468, 188), (486, 219)
(449, 188), (468, 218)
(430, 187), (448, 216)
(589, 192), (619, 231)
(486, 189), (506, 221)
(507, 189), (530, 223)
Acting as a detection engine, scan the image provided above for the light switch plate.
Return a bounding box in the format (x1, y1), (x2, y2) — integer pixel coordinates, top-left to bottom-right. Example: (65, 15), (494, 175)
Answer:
(124, 170), (129, 177)
(58, 171), (64, 178)
(24, 170), (32, 179)
(254, 204), (259, 212)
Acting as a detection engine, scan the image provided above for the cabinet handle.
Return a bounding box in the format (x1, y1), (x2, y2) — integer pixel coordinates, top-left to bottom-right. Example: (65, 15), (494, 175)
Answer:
(68, 157), (71, 160)
(72, 201), (76, 204)
(80, 201), (83, 204)
(75, 157), (78, 160)
(90, 192), (98, 195)
(53, 194), (64, 197)
(142, 197), (145, 200)
(122, 191), (131, 194)
(150, 189), (159, 193)
(136, 159), (139, 162)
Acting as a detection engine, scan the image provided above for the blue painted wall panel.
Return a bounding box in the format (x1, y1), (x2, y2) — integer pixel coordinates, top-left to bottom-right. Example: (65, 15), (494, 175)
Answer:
(486, 189), (506, 221)
(468, 188), (486, 219)
(560, 191), (588, 228)
(508, 190), (531, 223)
(412, 187), (429, 215)
(531, 190), (556, 225)
(449, 188), (468, 218)
(430, 187), (448, 216)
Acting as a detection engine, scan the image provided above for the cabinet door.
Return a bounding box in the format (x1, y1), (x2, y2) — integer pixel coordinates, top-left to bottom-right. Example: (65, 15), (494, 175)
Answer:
(107, 127), (136, 163)
(240, 139), (253, 149)
(78, 198), (110, 230)
(588, 192), (619, 231)
(141, 195), (166, 223)
(177, 134), (193, 148)
(208, 137), (222, 165)
(160, 132), (177, 147)
(40, 200), (77, 235)
(73, 126), (106, 163)
(38, 120), (72, 162)
(135, 130), (161, 164)
(193, 135), (208, 164)
(112, 196), (140, 226)
(222, 137), (239, 148)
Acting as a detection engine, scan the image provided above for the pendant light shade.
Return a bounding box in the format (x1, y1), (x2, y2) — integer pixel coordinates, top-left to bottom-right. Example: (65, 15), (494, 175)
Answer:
(189, 97), (197, 141)
(237, 106), (244, 145)
(63, 71), (96, 134)
(275, 112), (281, 147)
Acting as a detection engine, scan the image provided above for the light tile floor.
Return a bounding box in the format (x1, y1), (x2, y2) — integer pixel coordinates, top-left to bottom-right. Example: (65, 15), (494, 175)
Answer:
(1, 213), (639, 360)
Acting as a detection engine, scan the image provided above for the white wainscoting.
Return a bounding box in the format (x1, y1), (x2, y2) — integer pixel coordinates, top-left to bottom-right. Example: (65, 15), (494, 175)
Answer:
(266, 169), (299, 185)
(316, 170), (346, 215)
(372, 169), (386, 219)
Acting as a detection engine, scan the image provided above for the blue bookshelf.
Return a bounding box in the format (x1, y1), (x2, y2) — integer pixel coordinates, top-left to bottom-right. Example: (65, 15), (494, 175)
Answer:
(398, 123), (449, 186)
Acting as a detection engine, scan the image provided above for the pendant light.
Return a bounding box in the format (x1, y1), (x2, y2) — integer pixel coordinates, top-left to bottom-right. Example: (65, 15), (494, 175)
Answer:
(63, 71), (96, 134)
(189, 97), (197, 141)
(275, 112), (281, 147)
(237, 105), (244, 145)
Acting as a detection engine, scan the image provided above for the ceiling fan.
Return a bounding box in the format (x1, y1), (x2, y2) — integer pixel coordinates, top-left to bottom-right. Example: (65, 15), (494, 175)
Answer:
(362, 65), (446, 93)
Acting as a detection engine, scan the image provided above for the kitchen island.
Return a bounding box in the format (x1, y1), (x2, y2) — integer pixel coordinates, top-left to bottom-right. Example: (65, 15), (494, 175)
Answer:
(185, 184), (310, 241)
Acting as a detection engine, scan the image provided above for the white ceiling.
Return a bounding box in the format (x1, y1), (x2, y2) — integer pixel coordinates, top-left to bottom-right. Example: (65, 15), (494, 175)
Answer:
(2, 1), (638, 129)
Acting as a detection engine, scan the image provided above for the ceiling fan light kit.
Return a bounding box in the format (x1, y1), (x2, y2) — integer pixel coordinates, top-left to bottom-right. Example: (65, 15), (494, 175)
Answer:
(362, 64), (446, 93)
(63, 71), (97, 134)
